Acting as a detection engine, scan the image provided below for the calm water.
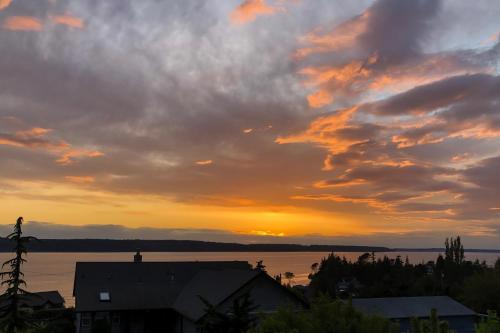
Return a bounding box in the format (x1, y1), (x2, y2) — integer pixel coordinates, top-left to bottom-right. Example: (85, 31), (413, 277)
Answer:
(2, 251), (498, 306)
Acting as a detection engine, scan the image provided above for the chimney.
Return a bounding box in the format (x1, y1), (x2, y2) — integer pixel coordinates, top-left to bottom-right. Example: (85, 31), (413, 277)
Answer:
(134, 250), (142, 263)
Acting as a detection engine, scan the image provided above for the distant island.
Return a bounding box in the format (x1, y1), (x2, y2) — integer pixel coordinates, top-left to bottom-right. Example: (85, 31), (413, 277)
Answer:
(0, 238), (499, 253)
(0, 238), (390, 252)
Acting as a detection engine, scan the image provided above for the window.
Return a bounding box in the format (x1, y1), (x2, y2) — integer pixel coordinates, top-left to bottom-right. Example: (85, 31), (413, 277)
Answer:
(81, 313), (91, 328)
(99, 292), (110, 302)
(112, 313), (120, 326)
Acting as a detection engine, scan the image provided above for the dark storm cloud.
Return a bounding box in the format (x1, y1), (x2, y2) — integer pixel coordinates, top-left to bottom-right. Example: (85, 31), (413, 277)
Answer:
(358, 0), (442, 66)
(369, 73), (500, 116)
(321, 164), (457, 192)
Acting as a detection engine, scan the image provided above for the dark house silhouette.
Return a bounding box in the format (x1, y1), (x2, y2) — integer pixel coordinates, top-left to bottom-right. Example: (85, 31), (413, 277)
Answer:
(73, 255), (306, 333)
(0, 291), (65, 311)
(351, 296), (476, 333)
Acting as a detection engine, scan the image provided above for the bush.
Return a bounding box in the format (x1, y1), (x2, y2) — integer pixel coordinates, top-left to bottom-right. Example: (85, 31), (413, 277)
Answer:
(476, 311), (500, 333)
(250, 296), (399, 333)
(462, 272), (500, 314)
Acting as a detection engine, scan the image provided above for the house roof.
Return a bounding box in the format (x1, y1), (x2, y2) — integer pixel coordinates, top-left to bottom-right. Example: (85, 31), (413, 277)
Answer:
(73, 261), (254, 314)
(0, 291), (64, 309)
(173, 269), (260, 321)
(351, 296), (476, 319)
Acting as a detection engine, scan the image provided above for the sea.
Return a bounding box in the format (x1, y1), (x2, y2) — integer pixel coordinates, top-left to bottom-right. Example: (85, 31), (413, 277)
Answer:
(2, 251), (498, 307)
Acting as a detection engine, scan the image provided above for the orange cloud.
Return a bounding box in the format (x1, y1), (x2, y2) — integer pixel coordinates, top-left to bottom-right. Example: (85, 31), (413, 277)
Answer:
(293, 11), (370, 60)
(16, 127), (52, 139)
(243, 128), (253, 134)
(276, 106), (365, 154)
(307, 90), (333, 108)
(0, 0), (12, 11)
(451, 153), (471, 163)
(250, 230), (285, 237)
(392, 118), (500, 149)
(3, 16), (42, 31)
(230, 0), (284, 25)
(195, 160), (213, 166)
(51, 15), (84, 28)
(64, 176), (95, 184)
(314, 178), (367, 188)
(291, 194), (390, 210)
(0, 127), (67, 149)
(0, 126), (104, 165)
(392, 132), (445, 148)
(56, 149), (104, 166)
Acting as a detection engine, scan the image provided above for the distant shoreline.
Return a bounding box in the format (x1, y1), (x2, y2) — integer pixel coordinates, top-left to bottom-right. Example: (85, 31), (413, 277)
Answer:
(0, 238), (499, 253)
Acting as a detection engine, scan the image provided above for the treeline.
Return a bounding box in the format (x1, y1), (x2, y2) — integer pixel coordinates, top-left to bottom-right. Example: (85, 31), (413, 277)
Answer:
(0, 238), (389, 253)
(308, 236), (500, 314)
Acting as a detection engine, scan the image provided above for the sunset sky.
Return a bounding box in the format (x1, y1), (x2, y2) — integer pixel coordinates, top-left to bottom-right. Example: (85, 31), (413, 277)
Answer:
(1, 0), (500, 248)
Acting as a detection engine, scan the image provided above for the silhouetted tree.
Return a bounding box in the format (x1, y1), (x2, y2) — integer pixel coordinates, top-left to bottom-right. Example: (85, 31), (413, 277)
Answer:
(0, 217), (38, 332)
(495, 258), (500, 272)
(200, 292), (258, 333)
(444, 236), (464, 265)
(255, 260), (266, 272)
(309, 237), (488, 300)
(308, 263), (319, 280)
(283, 272), (295, 286)
(358, 253), (371, 264)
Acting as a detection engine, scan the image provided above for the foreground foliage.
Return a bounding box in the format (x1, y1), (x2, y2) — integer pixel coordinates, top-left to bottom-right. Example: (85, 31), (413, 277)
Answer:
(250, 296), (399, 333)
(462, 269), (500, 314)
(0, 217), (38, 332)
(409, 309), (454, 333)
(476, 312), (500, 333)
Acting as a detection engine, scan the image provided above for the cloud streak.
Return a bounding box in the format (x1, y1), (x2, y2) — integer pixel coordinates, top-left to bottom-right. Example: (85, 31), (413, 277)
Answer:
(230, 0), (284, 25)
(3, 16), (42, 31)
(0, 0), (12, 11)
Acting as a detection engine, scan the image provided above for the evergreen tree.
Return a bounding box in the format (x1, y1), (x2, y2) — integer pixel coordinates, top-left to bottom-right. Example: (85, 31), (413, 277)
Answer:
(255, 260), (266, 272)
(283, 272), (295, 286)
(444, 236), (464, 265)
(0, 217), (38, 332)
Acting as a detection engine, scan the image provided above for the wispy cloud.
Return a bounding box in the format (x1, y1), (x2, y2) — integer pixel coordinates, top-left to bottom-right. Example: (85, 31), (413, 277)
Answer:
(0, 0), (12, 11)
(51, 15), (84, 28)
(3, 16), (42, 31)
(0, 126), (103, 165)
(195, 160), (213, 166)
(230, 0), (284, 25)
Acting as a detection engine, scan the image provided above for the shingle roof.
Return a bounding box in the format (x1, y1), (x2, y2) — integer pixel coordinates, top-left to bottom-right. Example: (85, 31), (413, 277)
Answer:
(351, 296), (476, 319)
(73, 261), (253, 314)
(173, 269), (260, 321)
(0, 291), (64, 308)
